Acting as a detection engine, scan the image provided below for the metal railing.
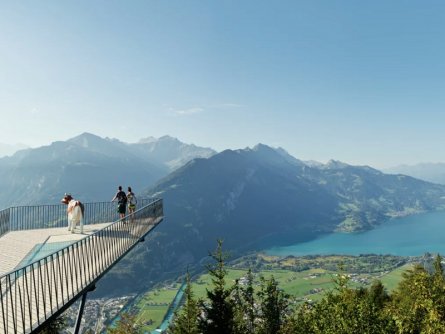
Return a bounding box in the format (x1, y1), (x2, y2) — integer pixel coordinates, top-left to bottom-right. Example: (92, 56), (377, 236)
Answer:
(0, 198), (163, 334)
(0, 198), (157, 238)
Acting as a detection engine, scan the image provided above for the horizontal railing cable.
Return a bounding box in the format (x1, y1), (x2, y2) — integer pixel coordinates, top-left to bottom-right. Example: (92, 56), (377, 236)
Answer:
(0, 198), (163, 334)
(0, 198), (157, 238)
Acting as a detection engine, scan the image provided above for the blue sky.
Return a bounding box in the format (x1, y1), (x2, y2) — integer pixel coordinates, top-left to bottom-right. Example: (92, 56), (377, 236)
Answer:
(1, 1), (445, 168)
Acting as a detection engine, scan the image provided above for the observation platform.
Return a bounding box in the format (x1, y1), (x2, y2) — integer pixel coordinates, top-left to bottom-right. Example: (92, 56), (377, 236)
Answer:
(0, 223), (112, 276)
(0, 198), (163, 334)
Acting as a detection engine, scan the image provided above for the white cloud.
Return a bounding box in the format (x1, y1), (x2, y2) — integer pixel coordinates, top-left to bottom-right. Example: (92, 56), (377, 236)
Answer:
(169, 107), (204, 116)
(166, 102), (243, 116)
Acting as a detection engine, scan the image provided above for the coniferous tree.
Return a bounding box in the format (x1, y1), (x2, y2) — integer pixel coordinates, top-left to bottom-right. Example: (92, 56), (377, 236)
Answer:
(231, 278), (249, 334)
(432, 254), (445, 297)
(40, 315), (67, 334)
(283, 270), (394, 334)
(388, 262), (445, 333)
(108, 313), (141, 334)
(199, 239), (235, 334)
(257, 276), (289, 334)
(242, 269), (257, 333)
(389, 264), (431, 333)
(368, 280), (390, 309)
(425, 254), (445, 333)
(169, 273), (200, 334)
(230, 268), (258, 334)
(280, 304), (312, 334)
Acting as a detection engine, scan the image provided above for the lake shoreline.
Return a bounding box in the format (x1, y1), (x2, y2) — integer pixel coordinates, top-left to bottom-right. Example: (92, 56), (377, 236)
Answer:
(266, 210), (445, 257)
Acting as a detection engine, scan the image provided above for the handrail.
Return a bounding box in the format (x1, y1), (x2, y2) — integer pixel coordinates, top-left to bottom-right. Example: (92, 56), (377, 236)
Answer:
(0, 198), (157, 238)
(0, 198), (164, 334)
(0, 209), (9, 238)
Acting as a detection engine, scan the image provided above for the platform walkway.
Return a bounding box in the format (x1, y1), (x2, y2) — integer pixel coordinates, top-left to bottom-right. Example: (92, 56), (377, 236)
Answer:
(0, 223), (112, 276)
(0, 199), (163, 334)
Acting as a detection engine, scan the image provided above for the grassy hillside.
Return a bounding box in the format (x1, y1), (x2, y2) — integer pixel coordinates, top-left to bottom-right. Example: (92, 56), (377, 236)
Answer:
(379, 263), (414, 291)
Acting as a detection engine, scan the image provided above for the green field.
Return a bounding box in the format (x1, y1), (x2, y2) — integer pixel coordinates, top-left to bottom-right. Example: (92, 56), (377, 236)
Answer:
(379, 263), (413, 291)
(125, 249), (423, 333)
(193, 268), (333, 302)
(132, 283), (182, 332)
(131, 261), (410, 331)
(192, 266), (407, 303)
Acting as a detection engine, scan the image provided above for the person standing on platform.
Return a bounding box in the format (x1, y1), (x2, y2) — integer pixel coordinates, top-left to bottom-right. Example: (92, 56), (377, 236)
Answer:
(61, 193), (84, 233)
(127, 186), (137, 222)
(112, 186), (127, 221)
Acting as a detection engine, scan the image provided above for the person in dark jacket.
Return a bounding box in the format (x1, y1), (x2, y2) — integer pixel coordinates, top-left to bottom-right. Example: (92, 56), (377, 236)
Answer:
(112, 186), (127, 221)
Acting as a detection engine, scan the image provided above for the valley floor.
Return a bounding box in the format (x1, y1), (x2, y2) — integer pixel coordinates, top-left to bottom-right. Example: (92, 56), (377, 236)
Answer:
(107, 253), (416, 333)
(58, 253), (424, 333)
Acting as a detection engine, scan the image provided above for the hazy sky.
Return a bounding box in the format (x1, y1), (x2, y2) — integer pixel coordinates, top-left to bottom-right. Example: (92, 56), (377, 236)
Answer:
(1, 1), (445, 168)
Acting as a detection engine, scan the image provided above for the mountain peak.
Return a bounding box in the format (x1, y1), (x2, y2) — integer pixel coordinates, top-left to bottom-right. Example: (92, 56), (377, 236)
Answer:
(71, 132), (103, 140)
(158, 135), (180, 142)
(68, 132), (109, 148)
(249, 143), (284, 160)
(249, 144), (307, 168)
(252, 143), (274, 151)
(325, 160), (350, 169)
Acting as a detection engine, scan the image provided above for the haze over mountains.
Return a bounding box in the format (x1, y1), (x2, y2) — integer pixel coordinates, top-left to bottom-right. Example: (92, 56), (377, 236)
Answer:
(0, 142), (28, 158)
(385, 163), (445, 185)
(2, 132), (445, 295)
(0, 133), (214, 207)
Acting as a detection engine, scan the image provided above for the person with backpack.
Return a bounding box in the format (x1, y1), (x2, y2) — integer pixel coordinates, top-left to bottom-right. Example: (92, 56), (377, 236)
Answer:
(127, 187), (137, 212)
(127, 186), (137, 222)
(112, 185), (127, 221)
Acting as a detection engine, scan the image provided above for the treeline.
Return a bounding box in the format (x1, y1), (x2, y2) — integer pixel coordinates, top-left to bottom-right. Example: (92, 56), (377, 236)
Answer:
(230, 253), (407, 274)
(113, 240), (445, 334)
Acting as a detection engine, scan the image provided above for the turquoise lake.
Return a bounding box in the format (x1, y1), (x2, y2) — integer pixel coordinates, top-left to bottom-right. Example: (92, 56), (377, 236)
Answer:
(266, 210), (445, 257)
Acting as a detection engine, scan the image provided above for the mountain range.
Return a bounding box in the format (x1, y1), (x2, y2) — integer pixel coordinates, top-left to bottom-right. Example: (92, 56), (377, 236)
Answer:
(385, 163), (445, 185)
(2, 133), (445, 296)
(99, 144), (445, 295)
(0, 133), (214, 207)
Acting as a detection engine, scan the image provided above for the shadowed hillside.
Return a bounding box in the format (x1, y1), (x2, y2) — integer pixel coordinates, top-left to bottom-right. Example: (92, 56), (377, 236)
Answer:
(99, 144), (445, 295)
